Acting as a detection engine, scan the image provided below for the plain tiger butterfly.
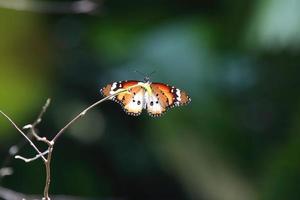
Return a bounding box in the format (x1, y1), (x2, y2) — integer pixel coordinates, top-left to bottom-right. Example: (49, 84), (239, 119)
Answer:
(100, 77), (191, 117)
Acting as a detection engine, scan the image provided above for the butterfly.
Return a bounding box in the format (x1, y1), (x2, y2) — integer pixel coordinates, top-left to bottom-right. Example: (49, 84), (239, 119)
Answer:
(100, 78), (191, 117)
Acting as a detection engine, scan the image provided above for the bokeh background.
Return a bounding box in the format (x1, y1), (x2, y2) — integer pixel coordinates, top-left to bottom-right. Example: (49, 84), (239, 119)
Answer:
(1, 0), (300, 199)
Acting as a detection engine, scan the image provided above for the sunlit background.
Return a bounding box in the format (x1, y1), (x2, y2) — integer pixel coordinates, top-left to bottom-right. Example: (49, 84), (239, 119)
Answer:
(1, 0), (300, 199)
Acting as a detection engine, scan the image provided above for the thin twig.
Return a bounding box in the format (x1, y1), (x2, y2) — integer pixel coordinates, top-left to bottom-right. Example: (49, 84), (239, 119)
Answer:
(0, 111), (47, 162)
(51, 89), (128, 143)
(32, 98), (51, 127)
(23, 98), (52, 145)
(0, 98), (51, 165)
(31, 129), (52, 145)
(15, 150), (49, 163)
(0, 99), (51, 182)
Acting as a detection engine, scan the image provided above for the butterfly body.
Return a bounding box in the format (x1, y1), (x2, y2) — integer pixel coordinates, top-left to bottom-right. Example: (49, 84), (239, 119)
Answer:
(100, 80), (191, 117)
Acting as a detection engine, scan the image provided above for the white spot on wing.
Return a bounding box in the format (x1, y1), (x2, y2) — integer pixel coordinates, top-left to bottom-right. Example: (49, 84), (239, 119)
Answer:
(176, 89), (181, 101)
(108, 82), (122, 99)
(124, 89), (144, 114)
(110, 82), (117, 91)
(145, 92), (164, 115)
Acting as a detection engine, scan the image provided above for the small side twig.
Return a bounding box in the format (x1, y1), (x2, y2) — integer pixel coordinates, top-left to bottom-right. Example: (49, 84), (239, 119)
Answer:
(0, 111), (47, 162)
(32, 98), (51, 127)
(15, 150), (49, 163)
(51, 90), (126, 143)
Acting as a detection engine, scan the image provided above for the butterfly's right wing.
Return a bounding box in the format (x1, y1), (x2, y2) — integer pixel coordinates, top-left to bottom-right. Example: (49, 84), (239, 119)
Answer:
(146, 82), (191, 117)
(100, 80), (145, 116)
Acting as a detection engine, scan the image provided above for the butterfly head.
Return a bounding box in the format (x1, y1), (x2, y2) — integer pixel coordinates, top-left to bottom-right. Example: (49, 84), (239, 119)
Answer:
(134, 70), (155, 84)
(144, 76), (150, 83)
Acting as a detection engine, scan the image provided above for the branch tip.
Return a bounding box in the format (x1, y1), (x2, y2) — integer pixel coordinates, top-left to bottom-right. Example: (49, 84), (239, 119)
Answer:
(23, 124), (33, 129)
(15, 150), (49, 163)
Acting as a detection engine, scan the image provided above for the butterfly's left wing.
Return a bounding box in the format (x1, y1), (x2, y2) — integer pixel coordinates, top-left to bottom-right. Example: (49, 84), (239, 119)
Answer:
(146, 82), (191, 117)
(100, 80), (145, 116)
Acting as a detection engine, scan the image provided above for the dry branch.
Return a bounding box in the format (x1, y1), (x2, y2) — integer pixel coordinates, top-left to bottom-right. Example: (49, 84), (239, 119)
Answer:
(0, 87), (134, 199)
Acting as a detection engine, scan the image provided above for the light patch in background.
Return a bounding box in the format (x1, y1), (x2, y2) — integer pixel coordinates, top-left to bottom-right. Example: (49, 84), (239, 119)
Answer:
(245, 0), (300, 50)
(135, 21), (213, 91)
(149, 130), (257, 200)
(0, 10), (50, 139)
(54, 101), (106, 144)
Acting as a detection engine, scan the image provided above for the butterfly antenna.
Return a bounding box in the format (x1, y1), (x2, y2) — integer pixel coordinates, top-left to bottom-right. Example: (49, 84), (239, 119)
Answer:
(134, 70), (156, 82)
(144, 70), (156, 82)
(149, 70), (156, 77)
(134, 70), (149, 82)
(134, 70), (146, 77)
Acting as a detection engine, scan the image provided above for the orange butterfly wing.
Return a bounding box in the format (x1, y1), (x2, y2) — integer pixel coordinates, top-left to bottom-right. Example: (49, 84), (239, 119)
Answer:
(148, 83), (191, 117)
(100, 80), (145, 116)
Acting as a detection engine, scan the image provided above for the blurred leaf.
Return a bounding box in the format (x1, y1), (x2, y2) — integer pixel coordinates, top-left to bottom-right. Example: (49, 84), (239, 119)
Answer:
(245, 0), (300, 50)
(0, 10), (51, 139)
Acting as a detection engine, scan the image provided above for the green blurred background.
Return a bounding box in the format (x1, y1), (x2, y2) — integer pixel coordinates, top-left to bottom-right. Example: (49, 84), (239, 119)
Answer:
(1, 0), (300, 199)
